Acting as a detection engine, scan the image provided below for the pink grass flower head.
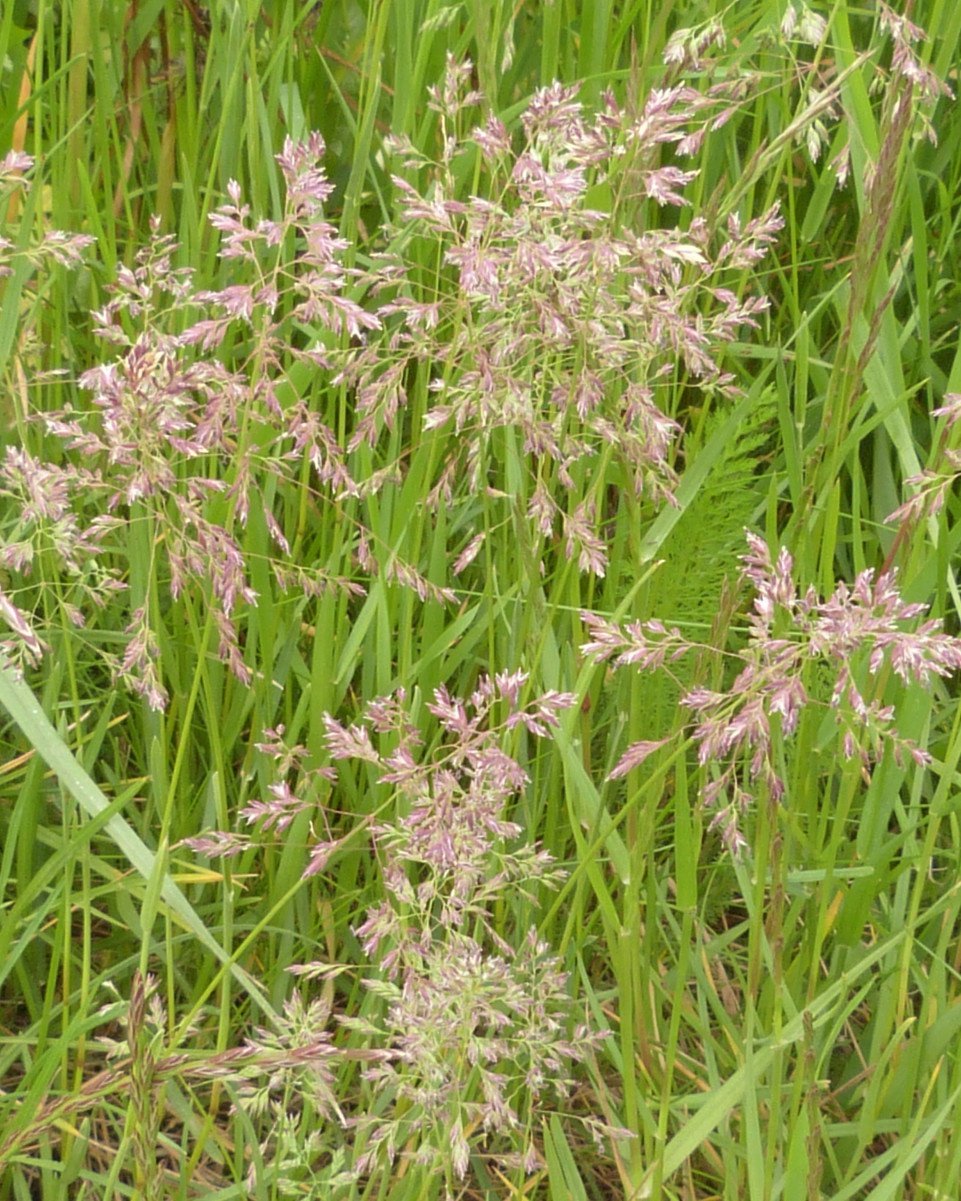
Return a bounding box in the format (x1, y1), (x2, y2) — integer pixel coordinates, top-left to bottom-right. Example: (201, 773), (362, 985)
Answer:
(583, 531), (961, 854)
(25, 134), (384, 706)
(324, 680), (607, 1180)
(343, 65), (782, 584)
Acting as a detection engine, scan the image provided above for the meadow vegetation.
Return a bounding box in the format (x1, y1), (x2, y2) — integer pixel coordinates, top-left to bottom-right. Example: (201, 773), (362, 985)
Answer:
(2, 1), (961, 1198)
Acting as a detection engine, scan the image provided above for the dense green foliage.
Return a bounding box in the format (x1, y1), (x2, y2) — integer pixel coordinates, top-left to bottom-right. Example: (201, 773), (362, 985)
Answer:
(2, 2), (961, 1198)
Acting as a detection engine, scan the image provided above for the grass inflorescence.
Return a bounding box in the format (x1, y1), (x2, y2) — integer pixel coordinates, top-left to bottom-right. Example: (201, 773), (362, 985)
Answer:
(2, 2), (961, 1198)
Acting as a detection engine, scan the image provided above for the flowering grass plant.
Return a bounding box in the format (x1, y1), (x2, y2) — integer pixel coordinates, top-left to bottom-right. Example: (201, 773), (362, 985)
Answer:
(2, 3), (961, 1199)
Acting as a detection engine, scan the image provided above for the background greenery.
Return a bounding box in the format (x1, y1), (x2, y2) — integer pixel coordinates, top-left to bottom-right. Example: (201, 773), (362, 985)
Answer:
(2, 1), (961, 1198)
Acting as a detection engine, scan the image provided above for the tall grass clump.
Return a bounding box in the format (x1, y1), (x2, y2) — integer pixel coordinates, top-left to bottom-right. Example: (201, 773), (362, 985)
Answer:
(3, 2), (961, 1199)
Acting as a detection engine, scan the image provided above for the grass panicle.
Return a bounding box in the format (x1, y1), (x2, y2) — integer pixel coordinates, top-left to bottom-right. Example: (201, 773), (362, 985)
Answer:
(2, 3), (961, 1198)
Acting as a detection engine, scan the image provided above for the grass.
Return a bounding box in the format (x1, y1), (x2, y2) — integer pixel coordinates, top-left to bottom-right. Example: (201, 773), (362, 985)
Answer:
(2, 1), (961, 1198)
